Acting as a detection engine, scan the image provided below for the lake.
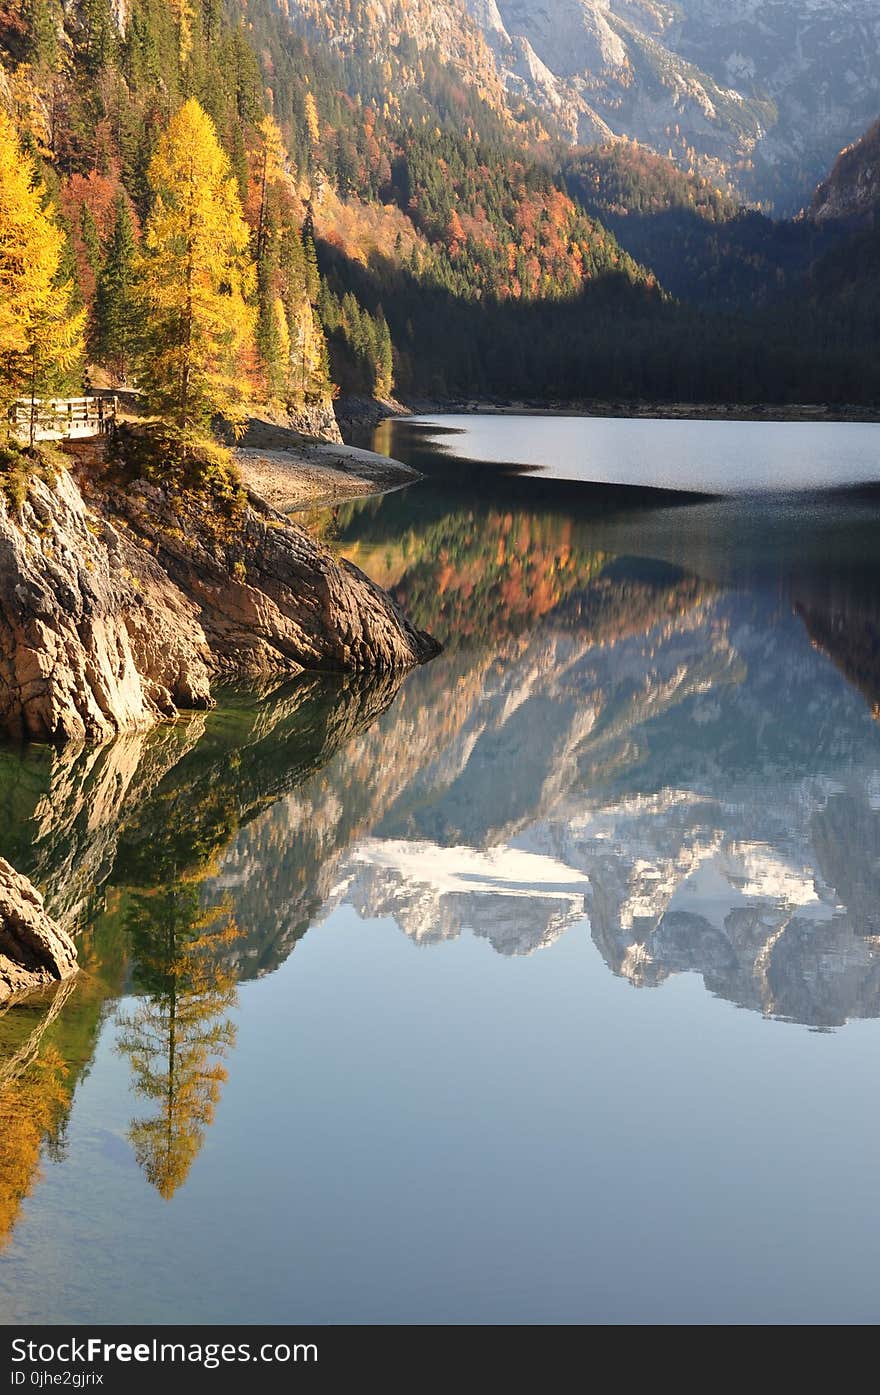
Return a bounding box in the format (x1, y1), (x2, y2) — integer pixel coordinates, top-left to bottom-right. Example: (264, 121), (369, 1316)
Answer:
(3, 413), (880, 1324)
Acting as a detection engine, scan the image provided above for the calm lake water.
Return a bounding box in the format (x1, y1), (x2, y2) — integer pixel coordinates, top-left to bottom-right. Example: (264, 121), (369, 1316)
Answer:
(3, 414), (880, 1324)
(403, 412), (880, 493)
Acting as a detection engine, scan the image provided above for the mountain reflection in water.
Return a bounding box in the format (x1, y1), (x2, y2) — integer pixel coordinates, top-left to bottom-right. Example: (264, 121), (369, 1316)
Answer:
(3, 465), (880, 1245)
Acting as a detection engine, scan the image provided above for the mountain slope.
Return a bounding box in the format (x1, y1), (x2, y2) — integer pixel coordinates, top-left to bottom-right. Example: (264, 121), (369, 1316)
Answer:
(460, 0), (880, 209)
(565, 141), (845, 310)
(813, 117), (880, 225)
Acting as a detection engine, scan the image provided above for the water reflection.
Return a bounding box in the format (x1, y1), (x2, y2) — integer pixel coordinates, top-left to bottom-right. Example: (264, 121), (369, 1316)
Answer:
(0, 672), (407, 1216)
(3, 470), (880, 1239)
(0, 985), (73, 1246)
(117, 889), (238, 1199)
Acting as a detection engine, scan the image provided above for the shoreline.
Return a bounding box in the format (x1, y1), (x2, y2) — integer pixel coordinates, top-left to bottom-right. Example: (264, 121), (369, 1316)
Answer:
(234, 418), (420, 512)
(335, 394), (880, 439)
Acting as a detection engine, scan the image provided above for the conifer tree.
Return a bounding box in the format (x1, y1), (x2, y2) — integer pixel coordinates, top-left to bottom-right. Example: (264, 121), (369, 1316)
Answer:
(135, 99), (256, 436)
(79, 204), (103, 282)
(0, 112), (85, 440)
(92, 194), (138, 382)
(22, 0), (60, 71)
(116, 886), (237, 1200)
(80, 0), (119, 75)
(374, 313), (394, 398)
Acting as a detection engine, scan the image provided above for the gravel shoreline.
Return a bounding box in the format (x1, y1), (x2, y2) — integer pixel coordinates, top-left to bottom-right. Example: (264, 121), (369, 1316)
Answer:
(234, 429), (419, 513)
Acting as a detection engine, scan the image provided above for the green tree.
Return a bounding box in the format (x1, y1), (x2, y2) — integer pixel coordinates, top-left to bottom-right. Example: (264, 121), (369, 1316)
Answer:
(23, 0), (60, 70)
(79, 204), (103, 282)
(92, 195), (139, 382)
(80, 0), (119, 74)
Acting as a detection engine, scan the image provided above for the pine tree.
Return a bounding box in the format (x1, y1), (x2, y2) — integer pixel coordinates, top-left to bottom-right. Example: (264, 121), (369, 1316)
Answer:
(22, 0), (60, 71)
(374, 313), (394, 398)
(79, 204), (103, 282)
(92, 195), (138, 382)
(255, 250), (284, 400)
(135, 99), (256, 437)
(302, 232), (321, 305)
(253, 116), (293, 401)
(0, 112), (85, 441)
(80, 0), (119, 75)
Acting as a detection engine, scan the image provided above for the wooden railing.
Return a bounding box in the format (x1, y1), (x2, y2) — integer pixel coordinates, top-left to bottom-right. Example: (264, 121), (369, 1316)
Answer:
(9, 396), (118, 443)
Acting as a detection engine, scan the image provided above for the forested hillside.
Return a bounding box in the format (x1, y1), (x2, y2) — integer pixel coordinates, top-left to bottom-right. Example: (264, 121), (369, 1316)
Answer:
(565, 143), (849, 313)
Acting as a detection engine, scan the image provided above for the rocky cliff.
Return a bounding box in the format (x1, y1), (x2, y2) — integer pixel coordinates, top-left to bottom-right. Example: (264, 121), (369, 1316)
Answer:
(0, 461), (439, 744)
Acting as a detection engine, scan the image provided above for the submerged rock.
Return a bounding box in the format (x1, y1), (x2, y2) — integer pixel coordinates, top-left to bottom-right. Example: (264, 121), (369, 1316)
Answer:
(0, 858), (77, 1006)
(0, 465), (439, 743)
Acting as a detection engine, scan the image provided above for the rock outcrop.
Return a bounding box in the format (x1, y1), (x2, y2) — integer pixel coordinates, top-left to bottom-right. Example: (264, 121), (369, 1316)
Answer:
(285, 401), (343, 444)
(0, 858), (78, 1005)
(0, 464), (439, 744)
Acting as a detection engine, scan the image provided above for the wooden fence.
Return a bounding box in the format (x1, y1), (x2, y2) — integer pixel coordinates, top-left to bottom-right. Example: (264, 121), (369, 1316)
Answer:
(9, 396), (118, 444)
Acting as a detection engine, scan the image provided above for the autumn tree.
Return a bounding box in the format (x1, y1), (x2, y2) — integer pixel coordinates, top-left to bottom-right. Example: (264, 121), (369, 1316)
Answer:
(0, 112), (85, 440)
(255, 113), (285, 264)
(303, 90), (320, 157)
(170, 0), (195, 67)
(92, 194), (139, 382)
(0, 980), (77, 1250)
(135, 99), (256, 437)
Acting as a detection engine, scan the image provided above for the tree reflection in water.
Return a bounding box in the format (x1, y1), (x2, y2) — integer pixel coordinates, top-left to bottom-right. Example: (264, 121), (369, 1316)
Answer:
(117, 889), (238, 1199)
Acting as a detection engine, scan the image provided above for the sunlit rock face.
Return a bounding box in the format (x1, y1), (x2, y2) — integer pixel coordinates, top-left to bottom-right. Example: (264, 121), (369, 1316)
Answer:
(812, 117), (880, 225)
(461, 0), (880, 207)
(270, 0), (878, 205)
(0, 468), (438, 745)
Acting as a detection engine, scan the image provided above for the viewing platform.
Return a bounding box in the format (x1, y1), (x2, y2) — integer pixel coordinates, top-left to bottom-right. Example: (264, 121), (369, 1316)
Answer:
(9, 395), (118, 444)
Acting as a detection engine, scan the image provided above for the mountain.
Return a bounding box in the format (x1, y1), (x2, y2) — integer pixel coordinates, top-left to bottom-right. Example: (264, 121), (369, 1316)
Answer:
(273, 1), (880, 210)
(813, 116), (880, 224)
(266, 0), (510, 115)
(564, 140), (843, 309)
(459, 0), (880, 211)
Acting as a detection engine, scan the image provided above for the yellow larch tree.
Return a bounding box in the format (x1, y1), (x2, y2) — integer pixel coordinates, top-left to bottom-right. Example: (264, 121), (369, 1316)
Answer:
(256, 113), (286, 263)
(303, 90), (320, 152)
(0, 110), (85, 439)
(136, 99), (256, 437)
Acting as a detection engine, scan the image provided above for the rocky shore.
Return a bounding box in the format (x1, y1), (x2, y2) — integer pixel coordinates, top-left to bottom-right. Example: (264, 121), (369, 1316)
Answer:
(0, 462), (438, 745)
